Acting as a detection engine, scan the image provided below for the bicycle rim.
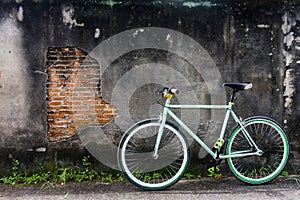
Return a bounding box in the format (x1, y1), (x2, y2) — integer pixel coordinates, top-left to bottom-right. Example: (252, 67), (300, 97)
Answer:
(226, 117), (289, 184)
(118, 120), (190, 190)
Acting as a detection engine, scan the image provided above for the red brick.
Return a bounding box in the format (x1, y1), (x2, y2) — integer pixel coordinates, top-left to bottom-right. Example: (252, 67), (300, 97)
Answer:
(46, 47), (118, 142)
(47, 101), (62, 106)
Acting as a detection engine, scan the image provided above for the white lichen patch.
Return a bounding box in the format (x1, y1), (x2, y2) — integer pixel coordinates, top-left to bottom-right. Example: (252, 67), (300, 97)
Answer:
(61, 3), (84, 29)
(17, 6), (23, 22)
(133, 29), (144, 37)
(283, 69), (295, 108)
(284, 32), (294, 49)
(257, 24), (270, 28)
(281, 11), (298, 112)
(282, 12), (295, 35)
(166, 34), (170, 41)
(94, 28), (100, 38)
(283, 50), (293, 66)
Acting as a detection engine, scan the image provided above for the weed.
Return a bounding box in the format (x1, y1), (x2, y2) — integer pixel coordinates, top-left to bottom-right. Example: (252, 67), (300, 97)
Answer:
(281, 170), (289, 177)
(40, 181), (55, 191)
(0, 154), (23, 185)
(64, 191), (70, 199)
(116, 173), (125, 181)
(285, 176), (300, 187)
(23, 172), (51, 185)
(184, 173), (195, 180)
(290, 162), (300, 174)
(0, 154), (124, 186)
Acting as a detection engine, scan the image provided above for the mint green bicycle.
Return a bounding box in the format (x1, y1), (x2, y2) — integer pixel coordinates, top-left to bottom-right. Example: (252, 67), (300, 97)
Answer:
(118, 83), (290, 190)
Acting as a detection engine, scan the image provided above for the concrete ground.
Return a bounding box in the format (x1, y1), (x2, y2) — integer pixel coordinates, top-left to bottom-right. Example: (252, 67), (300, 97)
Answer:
(0, 176), (299, 200)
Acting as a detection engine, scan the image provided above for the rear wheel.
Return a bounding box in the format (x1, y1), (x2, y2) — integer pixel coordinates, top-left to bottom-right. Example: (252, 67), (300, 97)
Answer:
(226, 117), (289, 184)
(118, 119), (190, 190)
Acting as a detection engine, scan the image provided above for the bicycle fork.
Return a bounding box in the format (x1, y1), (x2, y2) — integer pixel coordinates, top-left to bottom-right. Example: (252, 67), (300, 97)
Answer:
(153, 100), (170, 159)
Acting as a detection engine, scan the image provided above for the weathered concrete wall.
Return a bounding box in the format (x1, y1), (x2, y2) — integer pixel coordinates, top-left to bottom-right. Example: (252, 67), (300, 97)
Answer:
(0, 1), (46, 149)
(281, 6), (300, 163)
(0, 0), (299, 170)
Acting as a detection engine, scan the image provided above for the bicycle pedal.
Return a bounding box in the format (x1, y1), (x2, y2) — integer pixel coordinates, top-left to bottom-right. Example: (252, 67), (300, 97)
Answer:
(213, 138), (225, 150)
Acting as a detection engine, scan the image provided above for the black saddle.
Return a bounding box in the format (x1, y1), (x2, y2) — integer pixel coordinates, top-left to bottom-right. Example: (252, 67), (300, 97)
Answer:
(223, 82), (253, 91)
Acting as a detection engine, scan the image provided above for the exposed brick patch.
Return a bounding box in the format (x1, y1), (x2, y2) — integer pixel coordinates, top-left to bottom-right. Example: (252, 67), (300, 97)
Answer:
(46, 47), (118, 142)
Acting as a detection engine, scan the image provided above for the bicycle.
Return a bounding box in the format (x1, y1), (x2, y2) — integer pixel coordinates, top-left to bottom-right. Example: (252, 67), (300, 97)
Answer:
(117, 82), (290, 190)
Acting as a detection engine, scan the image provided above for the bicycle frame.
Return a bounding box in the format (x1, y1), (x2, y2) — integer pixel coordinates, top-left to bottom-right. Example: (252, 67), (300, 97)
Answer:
(154, 98), (263, 160)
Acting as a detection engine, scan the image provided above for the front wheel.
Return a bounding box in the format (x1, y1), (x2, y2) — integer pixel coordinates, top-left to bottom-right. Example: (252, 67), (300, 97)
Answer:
(118, 119), (190, 190)
(226, 116), (290, 185)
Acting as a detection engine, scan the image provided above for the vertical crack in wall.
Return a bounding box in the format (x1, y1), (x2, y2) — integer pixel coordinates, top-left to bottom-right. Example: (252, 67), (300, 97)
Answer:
(46, 47), (118, 142)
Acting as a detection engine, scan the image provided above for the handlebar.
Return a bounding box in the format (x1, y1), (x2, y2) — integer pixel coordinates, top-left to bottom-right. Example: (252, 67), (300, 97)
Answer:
(161, 87), (179, 99)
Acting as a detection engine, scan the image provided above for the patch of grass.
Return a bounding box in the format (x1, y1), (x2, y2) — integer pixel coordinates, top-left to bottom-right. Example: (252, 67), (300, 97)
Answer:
(0, 154), (125, 186)
(184, 172), (201, 180)
(281, 169), (289, 177)
(0, 154), (23, 185)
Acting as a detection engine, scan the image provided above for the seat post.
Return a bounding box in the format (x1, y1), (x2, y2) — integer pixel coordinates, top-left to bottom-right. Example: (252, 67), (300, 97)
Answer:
(230, 89), (238, 103)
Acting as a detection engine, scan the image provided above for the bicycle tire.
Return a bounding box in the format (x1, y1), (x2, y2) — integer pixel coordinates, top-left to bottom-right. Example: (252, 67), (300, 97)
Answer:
(118, 119), (190, 190)
(226, 116), (290, 184)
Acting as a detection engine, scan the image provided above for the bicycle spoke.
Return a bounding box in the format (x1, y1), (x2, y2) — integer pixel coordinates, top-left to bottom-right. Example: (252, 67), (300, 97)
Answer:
(118, 120), (189, 190)
(226, 118), (289, 185)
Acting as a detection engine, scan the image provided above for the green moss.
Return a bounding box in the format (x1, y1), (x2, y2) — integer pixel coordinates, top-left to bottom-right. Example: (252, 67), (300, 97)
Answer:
(77, 0), (123, 6)
(182, 1), (222, 8)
